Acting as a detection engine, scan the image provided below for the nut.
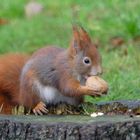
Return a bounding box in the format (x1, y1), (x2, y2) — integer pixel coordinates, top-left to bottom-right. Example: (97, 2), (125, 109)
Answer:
(86, 76), (108, 93)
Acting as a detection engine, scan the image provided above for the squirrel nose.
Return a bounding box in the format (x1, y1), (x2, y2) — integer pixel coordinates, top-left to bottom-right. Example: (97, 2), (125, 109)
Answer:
(96, 65), (103, 75)
(97, 69), (103, 75)
(90, 66), (103, 76)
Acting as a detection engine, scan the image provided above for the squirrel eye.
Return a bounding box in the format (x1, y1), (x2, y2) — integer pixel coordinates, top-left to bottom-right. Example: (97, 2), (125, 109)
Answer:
(83, 57), (91, 65)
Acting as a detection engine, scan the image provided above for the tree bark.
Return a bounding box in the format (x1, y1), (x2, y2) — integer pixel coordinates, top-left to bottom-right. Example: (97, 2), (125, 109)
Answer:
(0, 115), (140, 140)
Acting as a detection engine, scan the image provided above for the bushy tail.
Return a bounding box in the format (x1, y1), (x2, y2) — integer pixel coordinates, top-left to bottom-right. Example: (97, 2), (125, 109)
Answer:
(0, 53), (29, 114)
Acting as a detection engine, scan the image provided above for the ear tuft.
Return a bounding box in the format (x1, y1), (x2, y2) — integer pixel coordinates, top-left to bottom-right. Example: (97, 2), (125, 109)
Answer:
(71, 24), (81, 52)
(79, 25), (91, 42)
(72, 24), (80, 41)
(70, 24), (91, 54)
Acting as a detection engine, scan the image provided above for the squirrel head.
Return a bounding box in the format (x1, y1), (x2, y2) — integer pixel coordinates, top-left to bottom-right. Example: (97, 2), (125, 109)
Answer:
(69, 25), (102, 80)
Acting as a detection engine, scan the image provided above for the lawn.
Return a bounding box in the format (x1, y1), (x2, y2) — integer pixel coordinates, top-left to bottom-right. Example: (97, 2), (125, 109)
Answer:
(0, 0), (140, 103)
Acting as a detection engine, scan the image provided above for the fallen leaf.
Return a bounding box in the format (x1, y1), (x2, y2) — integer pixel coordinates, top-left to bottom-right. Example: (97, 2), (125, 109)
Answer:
(0, 19), (8, 25)
(25, 1), (43, 18)
(110, 36), (125, 47)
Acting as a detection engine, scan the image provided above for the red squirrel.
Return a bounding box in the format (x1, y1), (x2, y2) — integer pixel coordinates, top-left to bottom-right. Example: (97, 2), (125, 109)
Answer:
(0, 26), (103, 115)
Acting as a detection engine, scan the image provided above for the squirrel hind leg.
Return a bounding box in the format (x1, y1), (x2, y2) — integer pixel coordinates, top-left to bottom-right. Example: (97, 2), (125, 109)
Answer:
(32, 101), (48, 115)
(0, 104), (14, 114)
(0, 97), (15, 114)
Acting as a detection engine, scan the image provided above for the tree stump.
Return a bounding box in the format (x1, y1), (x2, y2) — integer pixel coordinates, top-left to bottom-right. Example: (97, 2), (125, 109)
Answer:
(0, 115), (140, 140)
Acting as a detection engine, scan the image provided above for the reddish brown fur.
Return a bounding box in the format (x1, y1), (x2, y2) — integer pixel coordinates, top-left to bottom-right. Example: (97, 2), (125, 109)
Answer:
(19, 69), (41, 108)
(0, 54), (29, 114)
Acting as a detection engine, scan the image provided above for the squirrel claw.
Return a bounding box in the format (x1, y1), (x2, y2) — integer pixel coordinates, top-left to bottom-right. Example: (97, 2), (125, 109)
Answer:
(90, 92), (103, 98)
(33, 102), (48, 115)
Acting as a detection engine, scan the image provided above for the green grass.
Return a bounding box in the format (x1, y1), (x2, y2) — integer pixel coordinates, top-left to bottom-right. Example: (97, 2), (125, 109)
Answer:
(0, 0), (140, 103)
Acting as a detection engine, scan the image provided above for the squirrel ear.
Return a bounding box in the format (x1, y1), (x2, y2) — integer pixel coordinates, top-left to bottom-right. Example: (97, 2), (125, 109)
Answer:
(70, 25), (91, 54)
(79, 26), (91, 43)
(72, 25), (80, 42)
(71, 25), (81, 53)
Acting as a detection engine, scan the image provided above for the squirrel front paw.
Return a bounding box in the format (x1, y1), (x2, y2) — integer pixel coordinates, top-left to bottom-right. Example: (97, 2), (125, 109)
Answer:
(33, 101), (48, 115)
(80, 86), (102, 97)
(86, 87), (103, 97)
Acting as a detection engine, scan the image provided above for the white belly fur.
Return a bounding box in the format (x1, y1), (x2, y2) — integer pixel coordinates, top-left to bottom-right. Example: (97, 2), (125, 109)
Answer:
(34, 80), (78, 105)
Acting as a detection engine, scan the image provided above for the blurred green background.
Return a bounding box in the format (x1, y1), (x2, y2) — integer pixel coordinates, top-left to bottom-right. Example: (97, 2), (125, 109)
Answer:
(0, 0), (140, 102)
